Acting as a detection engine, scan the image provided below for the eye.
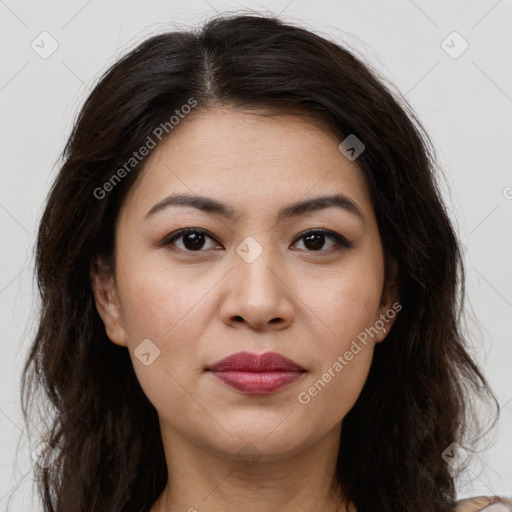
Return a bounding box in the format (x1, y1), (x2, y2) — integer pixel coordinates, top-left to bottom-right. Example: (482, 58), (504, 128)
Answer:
(292, 229), (353, 252)
(162, 228), (222, 252)
(161, 228), (353, 253)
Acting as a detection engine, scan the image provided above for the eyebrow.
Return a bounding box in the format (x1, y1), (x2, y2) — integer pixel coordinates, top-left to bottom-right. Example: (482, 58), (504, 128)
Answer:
(145, 193), (365, 223)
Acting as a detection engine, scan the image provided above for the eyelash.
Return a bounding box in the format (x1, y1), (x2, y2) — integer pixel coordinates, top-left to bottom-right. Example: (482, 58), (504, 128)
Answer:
(161, 228), (353, 254)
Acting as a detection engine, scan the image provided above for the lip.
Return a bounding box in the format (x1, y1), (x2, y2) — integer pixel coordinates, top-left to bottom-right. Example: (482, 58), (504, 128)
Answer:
(206, 351), (306, 395)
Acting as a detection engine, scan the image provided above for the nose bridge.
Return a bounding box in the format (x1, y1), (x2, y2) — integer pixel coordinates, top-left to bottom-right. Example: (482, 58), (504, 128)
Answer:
(234, 236), (283, 301)
(221, 235), (294, 328)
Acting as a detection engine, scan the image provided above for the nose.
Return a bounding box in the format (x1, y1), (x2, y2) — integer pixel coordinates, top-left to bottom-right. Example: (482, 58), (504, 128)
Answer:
(219, 247), (295, 331)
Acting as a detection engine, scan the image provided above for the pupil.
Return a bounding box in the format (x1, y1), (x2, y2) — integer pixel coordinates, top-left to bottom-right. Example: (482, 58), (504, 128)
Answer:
(305, 233), (324, 251)
(184, 232), (204, 250)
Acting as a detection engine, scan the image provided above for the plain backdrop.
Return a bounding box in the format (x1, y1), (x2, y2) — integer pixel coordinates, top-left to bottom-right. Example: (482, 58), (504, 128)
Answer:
(1, 0), (511, 509)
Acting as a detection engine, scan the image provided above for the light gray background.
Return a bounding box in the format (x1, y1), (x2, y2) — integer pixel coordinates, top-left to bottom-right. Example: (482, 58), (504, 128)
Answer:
(1, 0), (511, 509)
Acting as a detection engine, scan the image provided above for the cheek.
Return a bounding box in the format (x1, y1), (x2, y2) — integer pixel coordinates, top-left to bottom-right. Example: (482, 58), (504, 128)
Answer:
(324, 282), (381, 344)
(114, 259), (213, 397)
(296, 277), (380, 423)
(116, 266), (208, 416)
(116, 257), (211, 342)
(293, 255), (383, 420)
(296, 342), (374, 432)
(299, 257), (384, 351)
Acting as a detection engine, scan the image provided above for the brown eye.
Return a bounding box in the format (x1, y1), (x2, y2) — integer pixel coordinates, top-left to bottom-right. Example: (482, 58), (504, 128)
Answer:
(163, 229), (221, 252)
(292, 230), (353, 252)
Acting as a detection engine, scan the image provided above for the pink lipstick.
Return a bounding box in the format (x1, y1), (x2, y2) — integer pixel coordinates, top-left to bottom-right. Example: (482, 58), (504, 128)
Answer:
(207, 351), (305, 394)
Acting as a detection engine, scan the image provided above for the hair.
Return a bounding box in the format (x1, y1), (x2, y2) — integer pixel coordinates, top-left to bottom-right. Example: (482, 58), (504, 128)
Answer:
(20, 11), (500, 512)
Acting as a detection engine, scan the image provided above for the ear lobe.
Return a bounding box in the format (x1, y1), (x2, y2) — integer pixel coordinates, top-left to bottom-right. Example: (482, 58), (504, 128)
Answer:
(89, 258), (128, 347)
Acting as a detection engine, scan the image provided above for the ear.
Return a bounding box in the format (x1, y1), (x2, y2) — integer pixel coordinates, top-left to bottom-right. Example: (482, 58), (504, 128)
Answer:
(90, 258), (128, 347)
(374, 257), (400, 343)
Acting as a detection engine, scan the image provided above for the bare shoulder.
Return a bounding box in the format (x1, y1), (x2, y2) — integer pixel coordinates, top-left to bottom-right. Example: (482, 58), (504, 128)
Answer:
(455, 495), (512, 512)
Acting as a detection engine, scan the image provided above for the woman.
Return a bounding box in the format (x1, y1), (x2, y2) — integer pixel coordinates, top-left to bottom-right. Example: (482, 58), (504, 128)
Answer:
(20, 12), (511, 512)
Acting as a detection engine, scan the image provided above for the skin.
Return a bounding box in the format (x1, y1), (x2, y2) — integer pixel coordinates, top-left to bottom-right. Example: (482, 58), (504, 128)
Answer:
(91, 107), (399, 512)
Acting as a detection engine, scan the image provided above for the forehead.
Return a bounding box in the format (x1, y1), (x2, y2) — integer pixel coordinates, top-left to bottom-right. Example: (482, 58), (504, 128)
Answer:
(120, 107), (373, 223)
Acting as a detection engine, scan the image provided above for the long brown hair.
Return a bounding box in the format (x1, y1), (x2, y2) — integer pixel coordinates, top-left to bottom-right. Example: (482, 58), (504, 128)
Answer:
(20, 12), (499, 512)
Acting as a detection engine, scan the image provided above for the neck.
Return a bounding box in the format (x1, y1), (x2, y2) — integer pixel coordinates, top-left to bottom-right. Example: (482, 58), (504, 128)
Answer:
(151, 421), (354, 512)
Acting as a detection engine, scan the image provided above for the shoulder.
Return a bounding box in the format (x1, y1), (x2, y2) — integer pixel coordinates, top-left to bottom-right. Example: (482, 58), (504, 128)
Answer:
(455, 495), (512, 512)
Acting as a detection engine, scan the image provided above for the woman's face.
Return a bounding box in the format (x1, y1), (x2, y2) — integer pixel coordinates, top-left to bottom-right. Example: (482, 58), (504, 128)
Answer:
(92, 107), (398, 462)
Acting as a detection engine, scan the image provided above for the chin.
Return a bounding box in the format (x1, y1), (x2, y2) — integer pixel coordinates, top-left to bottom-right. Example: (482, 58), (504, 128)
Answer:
(202, 427), (311, 462)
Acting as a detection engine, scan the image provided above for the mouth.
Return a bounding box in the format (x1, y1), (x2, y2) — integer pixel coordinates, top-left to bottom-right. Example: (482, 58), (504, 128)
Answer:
(208, 370), (305, 394)
(206, 351), (306, 395)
